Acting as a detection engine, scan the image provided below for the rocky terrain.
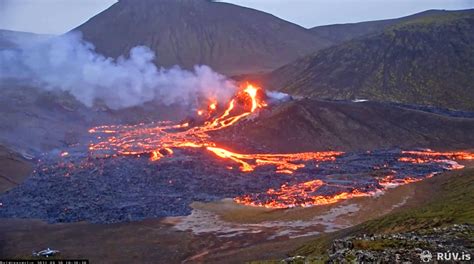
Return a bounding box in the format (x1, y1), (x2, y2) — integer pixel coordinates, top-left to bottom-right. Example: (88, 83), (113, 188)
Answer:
(75, 0), (331, 75)
(282, 224), (473, 263)
(260, 9), (474, 111)
(325, 224), (473, 263)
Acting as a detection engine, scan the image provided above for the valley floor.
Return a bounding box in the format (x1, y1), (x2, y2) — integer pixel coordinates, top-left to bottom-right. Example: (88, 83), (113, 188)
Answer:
(1, 150), (472, 263)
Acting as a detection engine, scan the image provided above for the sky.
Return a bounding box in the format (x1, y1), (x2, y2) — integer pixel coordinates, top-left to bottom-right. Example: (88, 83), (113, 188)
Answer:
(0, 0), (473, 34)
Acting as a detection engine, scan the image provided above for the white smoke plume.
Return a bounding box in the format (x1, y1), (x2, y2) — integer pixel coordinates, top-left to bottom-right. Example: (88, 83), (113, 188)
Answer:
(0, 32), (236, 109)
(266, 90), (291, 103)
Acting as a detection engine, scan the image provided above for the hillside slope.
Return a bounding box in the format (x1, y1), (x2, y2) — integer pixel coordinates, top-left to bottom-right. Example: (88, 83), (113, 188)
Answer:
(263, 10), (474, 111)
(309, 9), (461, 45)
(0, 29), (51, 49)
(75, 0), (331, 75)
(213, 99), (474, 152)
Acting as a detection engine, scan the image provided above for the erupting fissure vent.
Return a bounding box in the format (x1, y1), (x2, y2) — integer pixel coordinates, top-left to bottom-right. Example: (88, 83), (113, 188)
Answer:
(86, 83), (474, 209)
(88, 84), (342, 176)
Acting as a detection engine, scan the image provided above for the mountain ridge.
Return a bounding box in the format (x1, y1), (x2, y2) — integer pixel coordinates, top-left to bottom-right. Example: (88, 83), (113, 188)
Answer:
(309, 9), (471, 45)
(75, 0), (332, 75)
(261, 9), (474, 111)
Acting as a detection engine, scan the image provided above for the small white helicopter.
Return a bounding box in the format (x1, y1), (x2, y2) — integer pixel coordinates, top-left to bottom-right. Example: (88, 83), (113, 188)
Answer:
(32, 248), (60, 257)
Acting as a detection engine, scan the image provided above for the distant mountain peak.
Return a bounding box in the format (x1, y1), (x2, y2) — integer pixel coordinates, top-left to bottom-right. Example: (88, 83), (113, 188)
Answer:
(75, 0), (331, 75)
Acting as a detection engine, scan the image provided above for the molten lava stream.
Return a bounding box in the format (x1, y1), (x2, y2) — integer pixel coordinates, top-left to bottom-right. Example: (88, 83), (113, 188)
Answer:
(235, 150), (474, 209)
(234, 180), (376, 208)
(206, 146), (342, 173)
(87, 83), (474, 209)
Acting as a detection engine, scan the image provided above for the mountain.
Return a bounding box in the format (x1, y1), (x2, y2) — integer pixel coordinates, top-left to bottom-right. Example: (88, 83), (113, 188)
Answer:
(261, 10), (474, 111)
(213, 99), (474, 153)
(309, 9), (453, 45)
(0, 29), (51, 49)
(75, 0), (331, 75)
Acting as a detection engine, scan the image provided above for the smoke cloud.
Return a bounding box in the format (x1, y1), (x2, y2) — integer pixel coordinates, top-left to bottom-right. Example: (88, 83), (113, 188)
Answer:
(266, 90), (291, 104)
(0, 32), (236, 109)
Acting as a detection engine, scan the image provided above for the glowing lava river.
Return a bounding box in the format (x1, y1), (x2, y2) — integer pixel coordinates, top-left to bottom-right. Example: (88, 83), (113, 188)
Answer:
(0, 84), (473, 223)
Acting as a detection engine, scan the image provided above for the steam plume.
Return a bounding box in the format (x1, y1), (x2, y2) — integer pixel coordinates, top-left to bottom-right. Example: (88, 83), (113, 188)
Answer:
(0, 32), (236, 109)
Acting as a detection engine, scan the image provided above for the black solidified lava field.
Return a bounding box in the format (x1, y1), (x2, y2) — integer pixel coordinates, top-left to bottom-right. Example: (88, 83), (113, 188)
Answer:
(0, 147), (457, 223)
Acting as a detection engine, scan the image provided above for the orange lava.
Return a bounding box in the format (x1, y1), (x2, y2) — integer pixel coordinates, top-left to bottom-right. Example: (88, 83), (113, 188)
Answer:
(401, 150), (474, 160)
(235, 180), (375, 208)
(398, 149), (472, 170)
(207, 146), (341, 173)
(87, 84), (474, 209)
(235, 149), (473, 208)
(89, 83), (342, 174)
(377, 174), (426, 189)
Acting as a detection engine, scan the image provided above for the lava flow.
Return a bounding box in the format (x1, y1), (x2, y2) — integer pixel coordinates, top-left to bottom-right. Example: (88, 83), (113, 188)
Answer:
(234, 180), (375, 209)
(86, 83), (474, 209)
(89, 84), (342, 175)
(236, 149), (474, 208)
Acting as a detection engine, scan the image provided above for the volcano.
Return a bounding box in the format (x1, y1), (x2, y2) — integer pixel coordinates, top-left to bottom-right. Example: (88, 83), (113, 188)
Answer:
(2, 4), (474, 263)
(1, 84), (473, 224)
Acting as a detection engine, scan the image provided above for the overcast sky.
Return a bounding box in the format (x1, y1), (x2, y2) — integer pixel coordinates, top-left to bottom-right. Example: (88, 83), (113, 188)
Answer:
(0, 0), (473, 34)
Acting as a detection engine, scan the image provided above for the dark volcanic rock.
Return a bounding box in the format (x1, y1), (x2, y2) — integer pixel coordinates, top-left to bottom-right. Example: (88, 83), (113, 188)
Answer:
(0, 147), (462, 224)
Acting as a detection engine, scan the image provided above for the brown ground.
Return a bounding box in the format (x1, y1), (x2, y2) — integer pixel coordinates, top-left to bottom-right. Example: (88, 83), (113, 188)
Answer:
(0, 145), (32, 193)
(191, 181), (423, 225)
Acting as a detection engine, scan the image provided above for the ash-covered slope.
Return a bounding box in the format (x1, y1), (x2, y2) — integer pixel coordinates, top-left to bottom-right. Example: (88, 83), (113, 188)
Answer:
(263, 10), (474, 111)
(213, 99), (474, 152)
(75, 0), (331, 75)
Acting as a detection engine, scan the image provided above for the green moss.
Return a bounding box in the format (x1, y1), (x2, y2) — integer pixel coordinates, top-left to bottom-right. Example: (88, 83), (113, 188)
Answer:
(352, 239), (428, 251)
